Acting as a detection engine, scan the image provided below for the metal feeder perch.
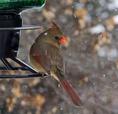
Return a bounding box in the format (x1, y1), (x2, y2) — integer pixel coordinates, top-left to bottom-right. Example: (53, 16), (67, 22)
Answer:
(0, 0), (47, 79)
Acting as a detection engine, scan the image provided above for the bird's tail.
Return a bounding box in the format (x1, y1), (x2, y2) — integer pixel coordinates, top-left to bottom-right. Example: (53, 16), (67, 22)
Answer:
(59, 79), (81, 106)
(55, 68), (81, 106)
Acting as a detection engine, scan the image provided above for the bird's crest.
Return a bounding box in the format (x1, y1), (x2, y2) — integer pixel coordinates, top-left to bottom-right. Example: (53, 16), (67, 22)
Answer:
(51, 21), (61, 30)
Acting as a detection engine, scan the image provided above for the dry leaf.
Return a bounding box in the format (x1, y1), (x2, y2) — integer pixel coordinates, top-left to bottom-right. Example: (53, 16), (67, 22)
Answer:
(105, 15), (118, 31)
(93, 32), (111, 52)
(105, 17), (115, 31)
(74, 8), (88, 29)
(12, 80), (22, 98)
(28, 78), (40, 87)
(21, 94), (45, 109)
(6, 96), (17, 112)
(74, 8), (88, 18)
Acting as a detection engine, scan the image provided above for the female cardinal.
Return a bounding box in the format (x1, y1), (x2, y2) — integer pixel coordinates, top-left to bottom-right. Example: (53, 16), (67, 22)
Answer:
(29, 23), (81, 106)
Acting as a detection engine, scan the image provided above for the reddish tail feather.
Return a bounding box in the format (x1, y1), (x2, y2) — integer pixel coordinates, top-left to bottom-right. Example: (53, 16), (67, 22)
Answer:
(60, 79), (81, 106)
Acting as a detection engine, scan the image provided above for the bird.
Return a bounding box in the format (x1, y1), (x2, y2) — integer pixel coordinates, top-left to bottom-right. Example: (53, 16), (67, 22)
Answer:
(29, 22), (81, 106)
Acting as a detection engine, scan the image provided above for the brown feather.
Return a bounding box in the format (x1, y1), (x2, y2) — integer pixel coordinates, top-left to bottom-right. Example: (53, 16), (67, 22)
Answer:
(60, 79), (81, 106)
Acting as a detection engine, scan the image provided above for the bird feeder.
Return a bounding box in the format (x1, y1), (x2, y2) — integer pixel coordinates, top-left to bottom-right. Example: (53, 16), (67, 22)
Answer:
(0, 0), (47, 78)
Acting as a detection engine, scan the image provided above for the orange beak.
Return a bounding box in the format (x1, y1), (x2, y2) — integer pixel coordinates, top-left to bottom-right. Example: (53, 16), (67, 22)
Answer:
(59, 36), (70, 47)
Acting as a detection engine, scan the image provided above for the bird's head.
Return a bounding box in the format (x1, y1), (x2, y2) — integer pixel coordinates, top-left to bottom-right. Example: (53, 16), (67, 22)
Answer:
(42, 22), (70, 48)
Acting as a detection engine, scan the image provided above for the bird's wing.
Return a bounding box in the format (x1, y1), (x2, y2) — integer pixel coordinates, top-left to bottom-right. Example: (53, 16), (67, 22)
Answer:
(30, 43), (64, 74)
(40, 44), (64, 73)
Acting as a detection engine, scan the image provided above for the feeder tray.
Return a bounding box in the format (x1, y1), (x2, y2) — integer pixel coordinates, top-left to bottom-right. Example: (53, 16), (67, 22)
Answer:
(0, 58), (48, 78)
(0, 11), (47, 79)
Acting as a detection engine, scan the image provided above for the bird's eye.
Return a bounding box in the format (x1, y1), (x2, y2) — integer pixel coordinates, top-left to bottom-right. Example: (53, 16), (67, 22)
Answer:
(54, 36), (60, 40)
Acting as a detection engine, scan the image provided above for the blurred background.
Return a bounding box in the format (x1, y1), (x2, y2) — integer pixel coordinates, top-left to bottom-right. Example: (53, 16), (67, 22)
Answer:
(1, 0), (118, 114)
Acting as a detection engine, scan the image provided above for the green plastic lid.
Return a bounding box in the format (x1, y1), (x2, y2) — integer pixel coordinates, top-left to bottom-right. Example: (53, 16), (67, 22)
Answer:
(0, 0), (46, 10)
